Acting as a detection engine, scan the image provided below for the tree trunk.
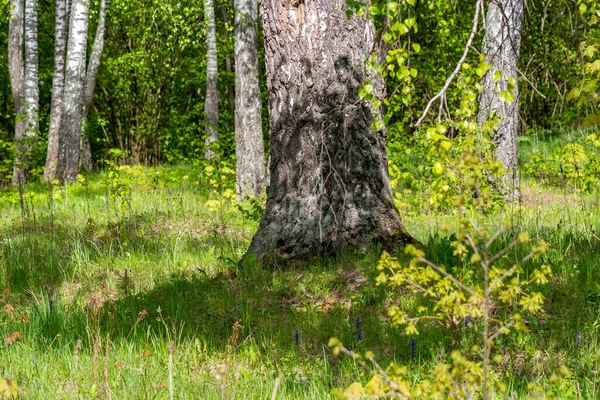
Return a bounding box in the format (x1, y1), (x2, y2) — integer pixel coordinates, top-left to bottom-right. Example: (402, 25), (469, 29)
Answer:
(56, 0), (89, 183)
(12, 0), (39, 184)
(44, 0), (69, 182)
(243, 1), (413, 262)
(478, 0), (525, 199)
(204, 0), (219, 158)
(79, 0), (108, 171)
(8, 0), (25, 183)
(234, 0), (265, 200)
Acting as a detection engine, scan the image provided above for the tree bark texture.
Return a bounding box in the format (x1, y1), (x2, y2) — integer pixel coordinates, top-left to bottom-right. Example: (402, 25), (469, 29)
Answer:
(56, 0), (89, 183)
(8, 0), (25, 182)
(234, 0), (266, 200)
(478, 0), (524, 198)
(44, 0), (69, 182)
(204, 0), (219, 158)
(11, 0), (39, 183)
(243, 0), (413, 262)
(80, 0), (108, 171)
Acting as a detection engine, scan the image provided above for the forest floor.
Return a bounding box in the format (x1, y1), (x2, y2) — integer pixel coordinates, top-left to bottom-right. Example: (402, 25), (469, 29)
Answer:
(0, 163), (599, 399)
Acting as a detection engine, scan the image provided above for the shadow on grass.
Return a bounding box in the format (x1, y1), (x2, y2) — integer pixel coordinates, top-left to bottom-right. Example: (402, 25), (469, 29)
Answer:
(4, 220), (600, 384)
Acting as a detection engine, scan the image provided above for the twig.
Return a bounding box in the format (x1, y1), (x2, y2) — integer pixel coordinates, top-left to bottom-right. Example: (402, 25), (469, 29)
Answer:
(417, 257), (479, 298)
(415, 0), (484, 126)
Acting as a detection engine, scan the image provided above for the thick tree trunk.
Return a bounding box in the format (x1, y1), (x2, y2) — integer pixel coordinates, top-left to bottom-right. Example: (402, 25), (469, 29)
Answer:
(478, 0), (524, 199)
(204, 0), (219, 158)
(8, 0), (25, 183)
(234, 0), (266, 200)
(56, 0), (89, 183)
(12, 0), (39, 183)
(79, 0), (108, 171)
(44, 0), (69, 182)
(243, 1), (413, 262)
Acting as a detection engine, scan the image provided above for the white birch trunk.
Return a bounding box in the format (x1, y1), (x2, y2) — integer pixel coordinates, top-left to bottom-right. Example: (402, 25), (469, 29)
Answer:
(44, 0), (69, 182)
(8, 0), (25, 181)
(56, 0), (89, 182)
(11, 0), (38, 183)
(478, 0), (525, 199)
(79, 0), (108, 171)
(234, 0), (266, 200)
(204, 0), (219, 158)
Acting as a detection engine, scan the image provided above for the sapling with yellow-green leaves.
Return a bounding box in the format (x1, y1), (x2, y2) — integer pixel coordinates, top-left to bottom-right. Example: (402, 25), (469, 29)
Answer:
(329, 19), (569, 395)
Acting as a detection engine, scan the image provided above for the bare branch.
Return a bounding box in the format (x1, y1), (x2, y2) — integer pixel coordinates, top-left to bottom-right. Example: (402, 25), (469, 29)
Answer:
(415, 0), (484, 126)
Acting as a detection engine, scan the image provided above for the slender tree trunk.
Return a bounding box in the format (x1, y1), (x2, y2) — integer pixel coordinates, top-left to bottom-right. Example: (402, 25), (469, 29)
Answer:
(8, 0), (25, 182)
(79, 0), (108, 171)
(44, 0), (69, 182)
(478, 0), (525, 199)
(234, 0), (265, 200)
(219, 4), (235, 114)
(243, 0), (413, 262)
(11, 0), (39, 183)
(204, 0), (219, 158)
(56, 0), (89, 183)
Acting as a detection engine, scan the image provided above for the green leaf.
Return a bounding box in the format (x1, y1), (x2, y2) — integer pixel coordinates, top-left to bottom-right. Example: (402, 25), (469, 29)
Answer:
(498, 90), (515, 103)
(412, 43), (421, 53)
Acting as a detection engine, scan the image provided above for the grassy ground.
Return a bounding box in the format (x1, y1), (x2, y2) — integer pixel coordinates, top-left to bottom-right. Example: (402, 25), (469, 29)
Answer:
(0, 162), (599, 399)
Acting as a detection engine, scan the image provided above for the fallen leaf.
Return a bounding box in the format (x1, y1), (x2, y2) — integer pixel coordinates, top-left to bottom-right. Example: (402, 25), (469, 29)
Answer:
(5, 332), (21, 345)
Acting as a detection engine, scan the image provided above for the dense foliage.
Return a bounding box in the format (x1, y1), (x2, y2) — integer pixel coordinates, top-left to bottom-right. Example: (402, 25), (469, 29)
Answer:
(0, 0), (596, 182)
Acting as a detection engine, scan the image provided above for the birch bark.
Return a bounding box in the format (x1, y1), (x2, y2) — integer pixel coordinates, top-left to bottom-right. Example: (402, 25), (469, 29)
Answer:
(478, 0), (525, 198)
(8, 0), (25, 181)
(204, 0), (219, 158)
(11, 0), (39, 183)
(234, 0), (266, 200)
(56, 0), (89, 183)
(44, 0), (69, 181)
(243, 1), (413, 262)
(79, 0), (108, 171)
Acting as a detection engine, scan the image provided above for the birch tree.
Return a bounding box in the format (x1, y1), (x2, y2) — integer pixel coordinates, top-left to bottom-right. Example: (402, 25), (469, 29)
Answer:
(9, 0), (39, 184)
(478, 0), (525, 198)
(204, 0), (219, 158)
(79, 0), (108, 171)
(55, 0), (89, 182)
(243, 1), (413, 262)
(44, 0), (69, 181)
(234, 0), (265, 200)
(8, 0), (25, 182)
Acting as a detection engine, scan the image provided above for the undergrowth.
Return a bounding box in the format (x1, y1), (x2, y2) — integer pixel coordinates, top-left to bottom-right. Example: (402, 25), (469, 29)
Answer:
(0, 159), (598, 398)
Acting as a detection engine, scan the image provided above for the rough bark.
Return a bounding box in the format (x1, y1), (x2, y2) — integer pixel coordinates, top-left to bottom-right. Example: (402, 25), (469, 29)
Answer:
(204, 0), (219, 158)
(243, 1), (413, 262)
(79, 0), (108, 171)
(11, 0), (39, 183)
(56, 0), (89, 183)
(8, 0), (25, 182)
(478, 0), (525, 199)
(44, 0), (69, 182)
(234, 0), (266, 200)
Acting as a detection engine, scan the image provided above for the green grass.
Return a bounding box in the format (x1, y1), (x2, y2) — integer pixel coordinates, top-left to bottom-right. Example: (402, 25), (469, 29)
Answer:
(0, 162), (599, 398)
